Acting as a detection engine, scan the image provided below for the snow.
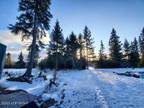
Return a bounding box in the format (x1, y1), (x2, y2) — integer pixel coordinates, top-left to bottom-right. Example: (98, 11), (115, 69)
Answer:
(1, 68), (144, 108)
(91, 70), (144, 108)
(3, 68), (41, 78)
(41, 93), (59, 101)
(0, 77), (49, 96)
(56, 69), (144, 108)
(96, 68), (144, 73)
(0, 69), (53, 96)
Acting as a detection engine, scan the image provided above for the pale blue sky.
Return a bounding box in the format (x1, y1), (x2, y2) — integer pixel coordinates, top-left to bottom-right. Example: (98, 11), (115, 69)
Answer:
(0, 0), (144, 59)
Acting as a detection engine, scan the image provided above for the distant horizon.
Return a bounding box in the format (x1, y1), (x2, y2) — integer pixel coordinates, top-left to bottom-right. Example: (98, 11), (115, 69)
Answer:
(0, 0), (144, 60)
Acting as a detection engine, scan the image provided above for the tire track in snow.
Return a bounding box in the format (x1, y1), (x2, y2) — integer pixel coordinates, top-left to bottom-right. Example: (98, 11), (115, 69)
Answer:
(58, 70), (109, 108)
(89, 70), (109, 108)
(95, 86), (109, 108)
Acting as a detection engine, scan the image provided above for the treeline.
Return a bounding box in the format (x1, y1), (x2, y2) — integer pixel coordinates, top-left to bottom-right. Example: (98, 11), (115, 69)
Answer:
(5, 52), (26, 68)
(5, 45), (40, 69)
(5, 51), (39, 69)
(97, 28), (144, 68)
(40, 21), (144, 69)
(39, 21), (95, 70)
(6, 21), (144, 69)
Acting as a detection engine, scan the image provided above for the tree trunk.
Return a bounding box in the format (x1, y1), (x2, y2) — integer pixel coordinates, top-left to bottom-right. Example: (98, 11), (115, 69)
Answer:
(80, 47), (82, 60)
(24, 35), (37, 77)
(86, 46), (89, 69)
(53, 49), (58, 81)
(72, 52), (77, 69)
(23, 14), (38, 78)
(54, 52), (58, 81)
(79, 47), (83, 69)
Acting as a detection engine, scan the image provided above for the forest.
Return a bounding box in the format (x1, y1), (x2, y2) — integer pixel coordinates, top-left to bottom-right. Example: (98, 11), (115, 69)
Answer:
(5, 25), (144, 69)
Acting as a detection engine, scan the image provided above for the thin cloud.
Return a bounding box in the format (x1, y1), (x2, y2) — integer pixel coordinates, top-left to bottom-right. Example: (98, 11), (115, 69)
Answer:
(0, 30), (50, 61)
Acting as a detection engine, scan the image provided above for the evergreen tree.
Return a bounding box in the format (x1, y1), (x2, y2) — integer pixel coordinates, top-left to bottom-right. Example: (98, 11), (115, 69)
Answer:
(78, 33), (87, 69)
(99, 40), (106, 61)
(19, 52), (24, 63)
(49, 20), (64, 80)
(90, 46), (96, 63)
(109, 28), (122, 67)
(65, 32), (80, 68)
(83, 26), (94, 68)
(65, 37), (74, 69)
(122, 39), (131, 67)
(78, 33), (84, 60)
(9, 0), (52, 79)
(129, 38), (140, 67)
(96, 40), (107, 68)
(15, 52), (26, 68)
(123, 39), (130, 60)
(139, 28), (144, 67)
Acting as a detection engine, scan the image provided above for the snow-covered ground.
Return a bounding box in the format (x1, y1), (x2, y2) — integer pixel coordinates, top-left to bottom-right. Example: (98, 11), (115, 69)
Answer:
(0, 69), (53, 96)
(56, 68), (144, 108)
(95, 68), (144, 73)
(1, 68), (144, 108)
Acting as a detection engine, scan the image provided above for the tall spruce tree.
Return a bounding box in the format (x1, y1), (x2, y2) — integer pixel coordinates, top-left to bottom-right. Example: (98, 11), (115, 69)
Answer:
(97, 40), (106, 68)
(66, 32), (80, 69)
(9, 0), (52, 79)
(83, 26), (94, 68)
(139, 28), (144, 67)
(78, 33), (84, 60)
(123, 39), (130, 60)
(129, 38), (140, 67)
(90, 46), (96, 62)
(99, 40), (105, 61)
(109, 28), (122, 67)
(78, 33), (87, 69)
(49, 20), (64, 80)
